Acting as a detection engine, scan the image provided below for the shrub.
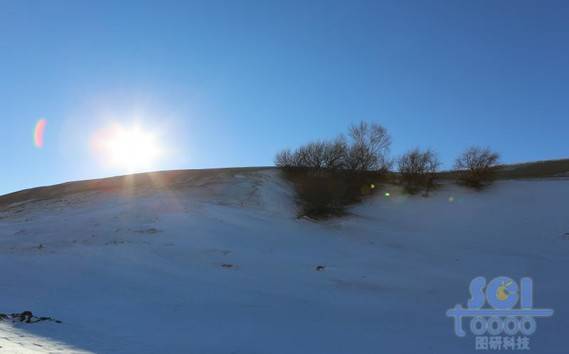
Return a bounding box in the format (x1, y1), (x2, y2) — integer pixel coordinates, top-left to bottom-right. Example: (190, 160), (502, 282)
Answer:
(274, 149), (295, 168)
(275, 138), (348, 170)
(275, 121), (392, 218)
(280, 168), (384, 218)
(275, 121), (391, 174)
(344, 121), (391, 172)
(454, 146), (500, 187)
(295, 138), (348, 170)
(398, 148), (440, 194)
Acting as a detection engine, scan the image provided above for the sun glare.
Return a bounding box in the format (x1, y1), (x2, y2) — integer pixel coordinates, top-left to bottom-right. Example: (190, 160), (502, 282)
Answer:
(95, 123), (162, 173)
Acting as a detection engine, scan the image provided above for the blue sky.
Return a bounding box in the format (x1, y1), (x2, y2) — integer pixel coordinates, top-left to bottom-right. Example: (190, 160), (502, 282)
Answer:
(1, 0), (568, 195)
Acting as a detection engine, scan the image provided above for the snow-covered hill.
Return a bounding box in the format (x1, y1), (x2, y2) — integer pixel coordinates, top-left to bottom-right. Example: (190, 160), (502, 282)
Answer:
(1, 168), (568, 353)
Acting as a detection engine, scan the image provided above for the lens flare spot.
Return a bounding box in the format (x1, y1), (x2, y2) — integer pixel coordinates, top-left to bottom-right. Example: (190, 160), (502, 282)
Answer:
(34, 119), (47, 148)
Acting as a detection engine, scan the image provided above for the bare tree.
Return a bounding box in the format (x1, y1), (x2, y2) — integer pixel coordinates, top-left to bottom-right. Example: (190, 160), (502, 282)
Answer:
(345, 121), (391, 172)
(275, 137), (348, 170)
(274, 148), (295, 168)
(274, 121), (392, 218)
(454, 146), (500, 187)
(275, 120), (392, 174)
(295, 142), (324, 168)
(398, 148), (440, 193)
(321, 136), (348, 170)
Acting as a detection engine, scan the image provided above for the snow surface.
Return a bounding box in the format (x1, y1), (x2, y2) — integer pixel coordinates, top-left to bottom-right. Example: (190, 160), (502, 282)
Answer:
(0, 169), (568, 353)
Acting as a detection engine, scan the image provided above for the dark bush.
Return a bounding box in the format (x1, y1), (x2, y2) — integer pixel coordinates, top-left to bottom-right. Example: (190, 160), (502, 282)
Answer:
(398, 148), (440, 194)
(344, 121), (392, 172)
(280, 168), (384, 218)
(275, 121), (391, 173)
(275, 138), (347, 170)
(275, 121), (392, 218)
(274, 149), (295, 168)
(454, 146), (500, 187)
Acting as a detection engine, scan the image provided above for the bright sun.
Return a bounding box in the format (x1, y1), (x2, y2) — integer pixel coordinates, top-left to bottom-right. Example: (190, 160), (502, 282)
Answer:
(95, 123), (162, 173)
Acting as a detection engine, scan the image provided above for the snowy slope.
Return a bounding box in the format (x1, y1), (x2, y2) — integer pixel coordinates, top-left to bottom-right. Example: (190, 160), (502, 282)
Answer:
(0, 169), (568, 354)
